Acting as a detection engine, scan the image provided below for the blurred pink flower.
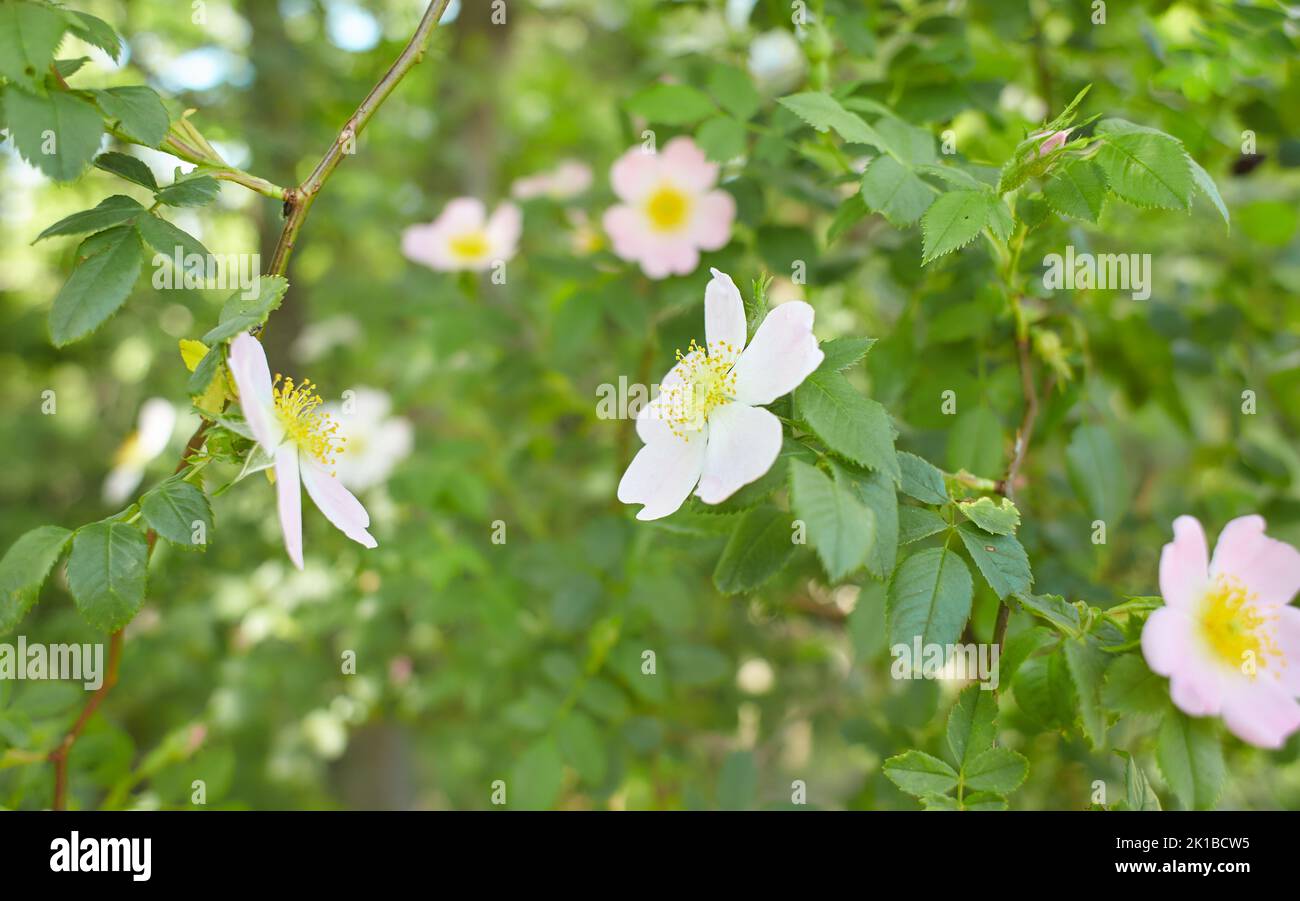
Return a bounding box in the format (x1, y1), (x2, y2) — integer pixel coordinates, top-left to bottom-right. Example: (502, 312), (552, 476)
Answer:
(602, 136), (735, 280)
(618, 269), (822, 519)
(228, 333), (377, 570)
(511, 160), (593, 200)
(1032, 128), (1072, 156)
(402, 198), (521, 272)
(1142, 515), (1300, 748)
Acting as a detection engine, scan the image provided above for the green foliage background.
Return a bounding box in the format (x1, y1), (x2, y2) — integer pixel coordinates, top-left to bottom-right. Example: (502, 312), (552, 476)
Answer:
(2, 0), (1300, 810)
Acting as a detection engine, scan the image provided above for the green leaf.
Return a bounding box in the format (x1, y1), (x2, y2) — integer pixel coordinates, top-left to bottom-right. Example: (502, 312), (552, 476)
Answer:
(957, 496), (1020, 535)
(0, 526), (72, 634)
(3, 86), (104, 181)
(694, 115), (746, 163)
(1065, 424), (1130, 525)
(790, 460), (875, 582)
(1063, 636), (1109, 748)
(1014, 653), (1076, 729)
(1013, 591), (1082, 637)
(963, 748), (1028, 794)
(815, 336), (876, 373)
(898, 451), (948, 504)
(35, 195), (144, 241)
(66, 522), (149, 633)
(718, 750), (758, 810)
(921, 190), (1001, 265)
(874, 118), (936, 166)
(946, 405), (1003, 479)
(91, 86), (169, 147)
(706, 64), (759, 120)
(555, 712), (606, 785)
(1102, 655), (1169, 716)
(1187, 155), (1229, 228)
(138, 212), (210, 261)
(861, 154), (934, 226)
(947, 684), (996, 771)
(778, 92), (886, 149)
(1156, 712), (1224, 810)
(826, 193), (869, 244)
(155, 174), (220, 207)
(882, 750), (959, 797)
(0, 1), (67, 90)
(508, 737), (564, 809)
(899, 507), (947, 545)
(1094, 123), (1194, 210)
(50, 225), (144, 346)
(626, 83), (715, 125)
(956, 524), (1032, 600)
(140, 479), (213, 550)
(793, 370), (899, 482)
(1118, 751), (1162, 811)
(1043, 159), (1107, 222)
(52, 57), (89, 78)
(94, 151), (158, 190)
(837, 465), (898, 580)
(202, 276), (290, 344)
(963, 792), (1008, 811)
(886, 546), (973, 648)
(187, 342), (223, 395)
(64, 11), (121, 62)
(712, 505), (796, 595)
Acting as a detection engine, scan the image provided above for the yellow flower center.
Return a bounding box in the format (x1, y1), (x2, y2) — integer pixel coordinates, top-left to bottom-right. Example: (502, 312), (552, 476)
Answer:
(1197, 574), (1279, 676)
(273, 374), (344, 467)
(449, 230), (490, 260)
(645, 185), (690, 232)
(657, 339), (739, 438)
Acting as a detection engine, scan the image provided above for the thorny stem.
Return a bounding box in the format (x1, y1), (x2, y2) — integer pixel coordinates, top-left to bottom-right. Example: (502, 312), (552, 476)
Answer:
(47, 0), (452, 810)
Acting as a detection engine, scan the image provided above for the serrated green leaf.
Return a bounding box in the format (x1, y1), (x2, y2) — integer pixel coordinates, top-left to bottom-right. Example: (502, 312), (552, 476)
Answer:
(899, 507), (947, 545)
(956, 524), (1031, 600)
(92, 86), (169, 146)
(837, 464), (897, 580)
(1014, 653), (1076, 729)
(4, 86), (104, 182)
(706, 64), (759, 120)
(0, 526), (72, 634)
(93, 151), (158, 190)
(1118, 751), (1162, 811)
(202, 276), (290, 344)
(1095, 124), (1193, 210)
(34, 194), (143, 241)
(962, 791), (1008, 810)
(861, 154), (934, 227)
(50, 225), (144, 346)
(712, 504), (796, 595)
(898, 451), (948, 504)
(815, 336), (877, 374)
(826, 192), (869, 244)
(778, 92), (886, 149)
(67, 522), (148, 633)
(1064, 636), (1109, 748)
(963, 747), (1028, 794)
(138, 212), (210, 261)
(1043, 159), (1107, 222)
(155, 173), (220, 208)
(886, 546), (973, 648)
(1013, 591), (1082, 636)
(793, 370), (899, 482)
(64, 10), (121, 61)
(947, 684), (996, 771)
(1187, 154), (1229, 228)
(921, 190), (997, 265)
(790, 460), (875, 582)
(140, 479), (212, 550)
(0, 1), (67, 90)
(883, 750), (959, 797)
(957, 496), (1020, 535)
(626, 83), (715, 125)
(1156, 712), (1224, 810)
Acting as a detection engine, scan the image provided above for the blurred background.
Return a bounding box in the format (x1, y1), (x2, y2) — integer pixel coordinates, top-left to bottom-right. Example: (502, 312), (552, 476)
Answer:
(2, 0), (1300, 809)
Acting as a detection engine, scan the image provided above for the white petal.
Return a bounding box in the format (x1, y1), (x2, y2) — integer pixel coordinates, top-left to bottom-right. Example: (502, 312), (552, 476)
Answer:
(695, 402), (782, 504)
(228, 333), (283, 450)
(135, 398), (177, 459)
(730, 301), (824, 406)
(617, 433), (707, 521)
(275, 445), (304, 570)
(704, 268), (746, 361)
(300, 458), (378, 549)
(1158, 515), (1209, 609)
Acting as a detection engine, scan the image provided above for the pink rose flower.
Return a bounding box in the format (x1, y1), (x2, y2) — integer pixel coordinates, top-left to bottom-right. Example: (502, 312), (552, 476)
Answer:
(1032, 128), (1072, 157)
(402, 198), (521, 272)
(1142, 515), (1300, 748)
(602, 136), (736, 280)
(510, 160), (593, 201)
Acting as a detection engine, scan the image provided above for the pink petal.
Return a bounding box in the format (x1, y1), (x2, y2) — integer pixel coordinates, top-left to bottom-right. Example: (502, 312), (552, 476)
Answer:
(730, 301), (824, 406)
(609, 147), (660, 202)
(687, 190), (736, 251)
(617, 432), (707, 521)
(661, 136), (719, 191)
(433, 197), (487, 232)
(602, 204), (652, 260)
(300, 458), (378, 549)
(486, 202), (522, 259)
(695, 402), (781, 504)
(1169, 666), (1224, 718)
(1210, 515), (1300, 606)
(1141, 605), (1190, 676)
(275, 444), (304, 570)
(704, 268), (746, 359)
(228, 333), (283, 450)
(1158, 515), (1208, 609)
(1221, 681), (1300, 749)
(1274, 605), (1300, 694)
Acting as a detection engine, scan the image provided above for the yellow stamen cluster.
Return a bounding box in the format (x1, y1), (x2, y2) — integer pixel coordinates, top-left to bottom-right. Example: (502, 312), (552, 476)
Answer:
(1198, 574), (1280, 677)
(273, 374), (344, 469)
(449, 230), (490, 260)
(645, 185), (690, 232)
(658, 339), (739, 439)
